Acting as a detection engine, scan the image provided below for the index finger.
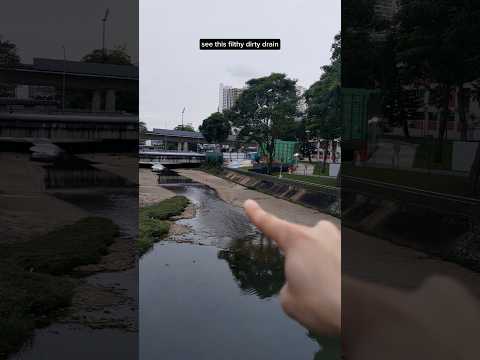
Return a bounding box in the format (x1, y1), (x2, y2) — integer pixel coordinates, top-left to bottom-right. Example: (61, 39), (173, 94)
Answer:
(243, 199), (294, 251)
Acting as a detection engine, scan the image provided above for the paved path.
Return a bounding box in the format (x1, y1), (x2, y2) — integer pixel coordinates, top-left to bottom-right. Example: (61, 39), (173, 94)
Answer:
(176, 169), (335, 227)
(139, 168), (175, 207)
(0, 153), (87, 243)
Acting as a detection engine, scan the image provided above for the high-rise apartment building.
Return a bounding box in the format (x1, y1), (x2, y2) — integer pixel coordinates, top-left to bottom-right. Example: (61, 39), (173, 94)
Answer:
(219, 83), (243, 112)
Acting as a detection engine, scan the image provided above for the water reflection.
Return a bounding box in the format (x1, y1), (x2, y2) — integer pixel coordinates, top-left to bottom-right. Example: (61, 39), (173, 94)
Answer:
(139, 171), (340, 359)
(157, 173), (193, 184)
(218, 236), (284, 299)
(45, 156), (132, 189)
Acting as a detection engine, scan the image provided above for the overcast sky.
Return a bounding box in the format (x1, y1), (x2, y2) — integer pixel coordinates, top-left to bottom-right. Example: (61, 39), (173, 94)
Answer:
(1, 0), (138, 64)
(1, 1), (339, 131)
(140, 0), (340, 130)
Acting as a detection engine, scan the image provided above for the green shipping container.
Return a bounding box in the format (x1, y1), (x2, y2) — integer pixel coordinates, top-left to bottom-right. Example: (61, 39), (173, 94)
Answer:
(341, 88), (382, 159)
(205, 151), (223, 165)
(342, 88), (371, 143)
(259, 140), (298, 164)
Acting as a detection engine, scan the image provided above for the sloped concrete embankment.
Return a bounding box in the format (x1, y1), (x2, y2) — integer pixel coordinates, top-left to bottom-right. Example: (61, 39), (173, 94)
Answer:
(341, 182), (480, 272)
(221, 168), (340, 217)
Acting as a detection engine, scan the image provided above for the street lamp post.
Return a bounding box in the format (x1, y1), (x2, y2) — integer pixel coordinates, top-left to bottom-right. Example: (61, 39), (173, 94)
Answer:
(102, 9), (110, 62)
(62, 45), (66, 112)
(181, 107), (186, 130)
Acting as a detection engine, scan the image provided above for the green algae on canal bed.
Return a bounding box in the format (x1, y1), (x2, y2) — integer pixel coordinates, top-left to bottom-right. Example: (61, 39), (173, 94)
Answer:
(0, 217), (118, 358)
(139, 196), (189, 255)
(0, 262), (74, 359)
(1, 217), (118, 275)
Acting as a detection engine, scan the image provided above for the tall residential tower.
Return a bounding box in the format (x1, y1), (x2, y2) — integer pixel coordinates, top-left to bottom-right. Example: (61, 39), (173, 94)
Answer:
(219, 83), (243, 112)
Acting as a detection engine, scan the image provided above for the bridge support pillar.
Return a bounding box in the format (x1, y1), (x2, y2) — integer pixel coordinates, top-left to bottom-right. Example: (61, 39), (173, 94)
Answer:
(106, 89), (116, 112)
(177, 142), (182, 151)
(92, 90), (102, 112)
(183, 141), (189, 152)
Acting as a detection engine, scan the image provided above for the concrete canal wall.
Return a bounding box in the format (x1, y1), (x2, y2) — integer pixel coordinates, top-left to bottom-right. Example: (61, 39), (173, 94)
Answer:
(220, 168), (340, 217)
(176, 169), (335, 227)
(341, 177), (480, 272)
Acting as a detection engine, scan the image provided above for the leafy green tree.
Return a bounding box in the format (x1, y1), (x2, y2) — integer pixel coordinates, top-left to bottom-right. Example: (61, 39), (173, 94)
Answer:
(342, 0), (380, 89)
(0, 36), (20, 97)
(218, 237), (284, 299)
(0, 36), (20, 66)
(199, 112), (231, 146)
(396, 0), (480, 143)
(295, 120), (314, 162)
(231, 73), (298, 174)
(305, 34), (342, 170)
(82, 44), (132, 65)
(174, 124), (195, 132)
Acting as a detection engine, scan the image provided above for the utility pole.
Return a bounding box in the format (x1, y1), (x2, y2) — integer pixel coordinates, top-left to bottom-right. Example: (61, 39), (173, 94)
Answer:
(181, 107), (186, 130)
(62, 45), (66, 112)
(102, 8), (110, 62)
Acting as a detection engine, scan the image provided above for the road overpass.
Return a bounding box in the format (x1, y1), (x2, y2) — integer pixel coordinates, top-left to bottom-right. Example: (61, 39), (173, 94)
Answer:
(0, 58), (138, 113)
(139, 150), (205, 168)
(141, 128), (240, 152)
(0, 112), (138, 143)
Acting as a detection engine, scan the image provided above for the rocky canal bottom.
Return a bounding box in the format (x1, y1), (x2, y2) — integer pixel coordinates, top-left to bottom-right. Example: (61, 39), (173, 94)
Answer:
(7, 163), (339, 360)
(9, 190), (138, 360)
(140, 173), (340, 360)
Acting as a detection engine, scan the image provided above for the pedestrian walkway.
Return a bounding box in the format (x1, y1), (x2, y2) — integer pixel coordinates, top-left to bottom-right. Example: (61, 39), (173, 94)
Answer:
(366, 141), (418, 169)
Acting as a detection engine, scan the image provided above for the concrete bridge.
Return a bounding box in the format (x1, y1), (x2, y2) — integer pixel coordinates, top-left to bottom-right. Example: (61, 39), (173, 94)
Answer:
(142, 129), (205, 152)
(0, 112), (138, 143)
(0, 58), (138, 113)
(139, 150), (205, 168)
(141, 128), (240, 153)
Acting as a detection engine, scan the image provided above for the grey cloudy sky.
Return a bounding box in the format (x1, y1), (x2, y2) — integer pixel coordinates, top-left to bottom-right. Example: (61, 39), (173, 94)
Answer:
(1, 0), (138, 64)
(140, 0), (340, 130)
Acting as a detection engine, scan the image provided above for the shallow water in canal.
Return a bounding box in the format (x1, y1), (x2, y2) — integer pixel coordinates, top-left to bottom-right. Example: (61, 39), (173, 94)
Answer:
(9, 159), (138, 360)
(140, 174), (340, 360)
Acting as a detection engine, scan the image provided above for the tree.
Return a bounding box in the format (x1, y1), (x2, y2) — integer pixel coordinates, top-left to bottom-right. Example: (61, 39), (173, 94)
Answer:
(342, 0), (380, 89)
(139, 121), (147, 137)
(0, 36), (20, 66)
(174, 124), (195, 132)
(231, 73), (298, 174)
(396, 0), (480, 144)
(199, 112), (231, 146)
(305, 34), (342, 171)
(82, 44), (132, 65)
(0, 36), (20, 97)
(295, 120), (315, 162)
(218, 237), (284, 299)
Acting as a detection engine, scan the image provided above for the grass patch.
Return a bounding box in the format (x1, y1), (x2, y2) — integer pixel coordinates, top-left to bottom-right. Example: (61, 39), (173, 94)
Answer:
(140, 196), (189, 221)
(413, 142), (453, 171)
(313, 162), (330, 176)
(139, 196), (189, 255)
(138, 218), (170, 254)
(343, 164), (471, 196)
(199, 163), (223, 176)
(0, 217), (117, 358)
(1, 217), (119, 275)
(0, 262), (74, 358)
(275, 173), (338, 187)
